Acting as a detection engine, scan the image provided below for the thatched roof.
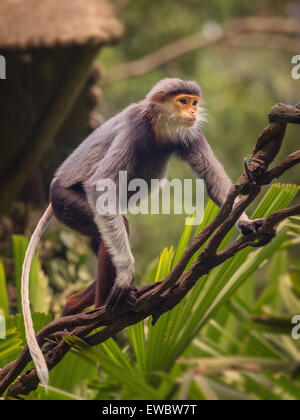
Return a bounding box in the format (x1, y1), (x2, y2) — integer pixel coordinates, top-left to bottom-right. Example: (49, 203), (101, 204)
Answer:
(0, 0), (123, 50)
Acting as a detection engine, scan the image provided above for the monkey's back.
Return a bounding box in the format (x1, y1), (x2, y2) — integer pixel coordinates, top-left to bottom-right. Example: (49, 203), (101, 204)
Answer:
(54, 107), (132, 188)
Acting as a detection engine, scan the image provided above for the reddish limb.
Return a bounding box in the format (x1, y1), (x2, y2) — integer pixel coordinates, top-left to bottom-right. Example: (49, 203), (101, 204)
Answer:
(95, 216), (130, 307)
(63, 281), (96, 316)
(94, 243), (116, 307)
(63, 217), (130, 315)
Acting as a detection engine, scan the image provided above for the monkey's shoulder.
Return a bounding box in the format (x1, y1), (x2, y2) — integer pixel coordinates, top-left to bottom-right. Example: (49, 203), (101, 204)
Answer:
(121, 104), (157, 153)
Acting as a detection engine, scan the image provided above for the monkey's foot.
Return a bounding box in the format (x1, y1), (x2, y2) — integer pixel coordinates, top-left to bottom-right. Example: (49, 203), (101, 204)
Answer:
(106, 269), (136, 314)
(63, 281), (96, 316)
(244, 157), (268, 184)
(237, 218), (276, 247)
(106, 285), (137, 315)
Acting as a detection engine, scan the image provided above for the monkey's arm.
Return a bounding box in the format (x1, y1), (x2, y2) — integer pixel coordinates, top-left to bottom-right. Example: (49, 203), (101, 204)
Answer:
(181, 132), (265, 235)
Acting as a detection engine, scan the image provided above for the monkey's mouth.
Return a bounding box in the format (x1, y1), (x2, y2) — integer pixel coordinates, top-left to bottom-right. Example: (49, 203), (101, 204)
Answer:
(182, 117), (196, 126)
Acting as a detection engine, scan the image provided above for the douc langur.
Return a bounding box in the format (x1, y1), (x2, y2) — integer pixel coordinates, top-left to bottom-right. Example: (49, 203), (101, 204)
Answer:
(21, 78), (266, 385)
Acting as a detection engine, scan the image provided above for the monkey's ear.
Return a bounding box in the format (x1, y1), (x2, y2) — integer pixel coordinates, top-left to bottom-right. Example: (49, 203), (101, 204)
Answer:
(152, 92), (166, 103)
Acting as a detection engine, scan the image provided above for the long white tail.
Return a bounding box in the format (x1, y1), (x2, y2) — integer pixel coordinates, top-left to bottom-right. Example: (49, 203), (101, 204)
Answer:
(21, 204), (54, 386)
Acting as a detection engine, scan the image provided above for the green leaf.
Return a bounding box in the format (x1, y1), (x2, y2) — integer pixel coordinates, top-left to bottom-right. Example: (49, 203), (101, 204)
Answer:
(0, 260), (9, 318)
(12, 235), (51, 314)
(66, 335), (160, 399)
(0, 327), (23, 368)
(143, 184), (299, 373)
(128, 321), (147, 372)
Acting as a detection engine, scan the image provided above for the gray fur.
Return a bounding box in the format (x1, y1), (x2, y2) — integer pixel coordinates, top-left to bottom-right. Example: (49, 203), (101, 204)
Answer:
(146, 77), (202, 100)
(179, 131), (234, 207)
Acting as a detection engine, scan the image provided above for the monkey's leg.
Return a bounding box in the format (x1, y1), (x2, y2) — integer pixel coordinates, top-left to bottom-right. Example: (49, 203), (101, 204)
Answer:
(63, 281), (96, 316)
(62, 243), (115, 315)
(50, 178), (101, 254)
(63, 218), (129, 314)
(51, 179), (133, 314)
(95, 216), (130, 308)
(50, 178), (100, 315)
(103, 217), (137, 313)
(94, 243), (116, 307)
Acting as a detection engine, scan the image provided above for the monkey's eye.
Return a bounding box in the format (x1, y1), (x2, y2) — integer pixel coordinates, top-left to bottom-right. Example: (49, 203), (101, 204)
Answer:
(178, 98), (187, 105)
(192, 100), (198, 106)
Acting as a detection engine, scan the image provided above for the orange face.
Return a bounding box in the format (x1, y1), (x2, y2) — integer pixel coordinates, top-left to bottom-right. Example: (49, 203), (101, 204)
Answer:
(171, 93), (200, 126)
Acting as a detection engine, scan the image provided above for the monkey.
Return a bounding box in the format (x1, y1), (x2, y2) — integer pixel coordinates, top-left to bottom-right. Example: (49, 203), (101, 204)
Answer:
(21, 78), (266, 385)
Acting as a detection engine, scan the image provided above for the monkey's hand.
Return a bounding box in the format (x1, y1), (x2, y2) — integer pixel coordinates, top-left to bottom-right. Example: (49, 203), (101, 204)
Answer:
(106, 265), (136, 314)
(236, 218), (276, 247)
(237, 218), (266, 235)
